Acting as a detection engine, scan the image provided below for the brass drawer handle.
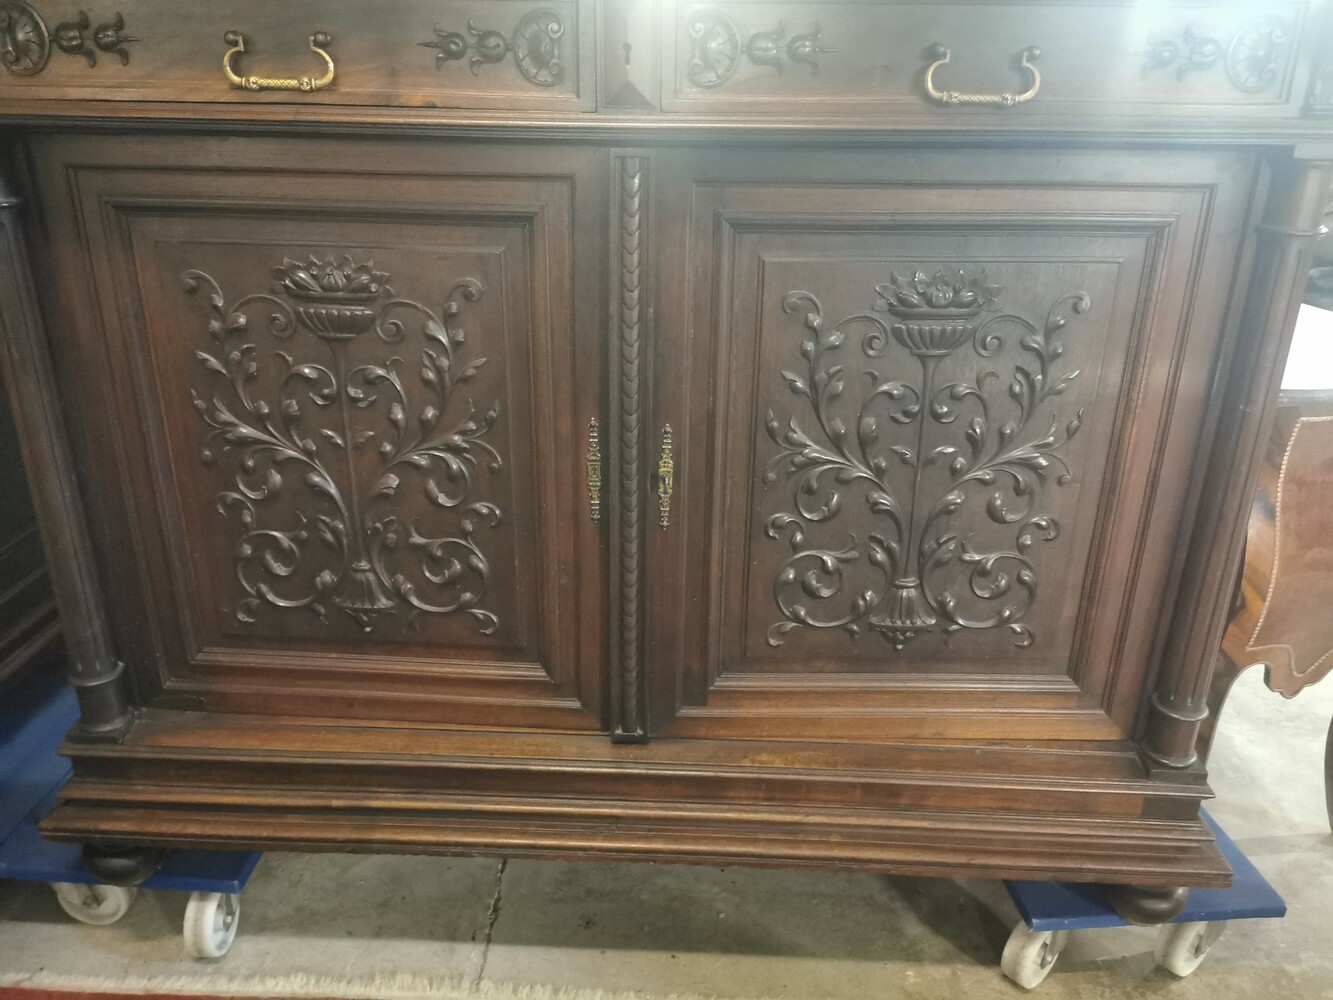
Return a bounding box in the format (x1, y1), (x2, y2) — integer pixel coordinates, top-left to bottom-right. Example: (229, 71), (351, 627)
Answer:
(923, 43), (1041, 108)
(656, 424), (674, 530)
(586, 417), (603, 523)
(223, 30), (335, 92)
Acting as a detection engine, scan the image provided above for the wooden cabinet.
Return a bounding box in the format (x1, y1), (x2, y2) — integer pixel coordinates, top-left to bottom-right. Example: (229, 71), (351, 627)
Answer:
(24, 135), (609, 731)
(647, 147), (1253, 743)
(1, 0), (1332, 920)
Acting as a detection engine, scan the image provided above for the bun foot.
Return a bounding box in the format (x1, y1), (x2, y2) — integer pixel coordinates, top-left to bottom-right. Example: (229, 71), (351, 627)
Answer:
(1104, 884), (1190, 925)
(81, 843), (168, 887)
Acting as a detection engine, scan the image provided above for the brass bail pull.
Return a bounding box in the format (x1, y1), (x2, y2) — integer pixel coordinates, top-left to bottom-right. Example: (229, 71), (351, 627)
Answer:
(223, 30), (336, 92)
(922, 43), (1042, 108)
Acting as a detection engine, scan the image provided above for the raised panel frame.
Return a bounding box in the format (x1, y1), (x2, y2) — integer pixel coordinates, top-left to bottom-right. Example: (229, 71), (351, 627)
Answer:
(646, 145), (1258, 742)
(24, 134), (610, 732)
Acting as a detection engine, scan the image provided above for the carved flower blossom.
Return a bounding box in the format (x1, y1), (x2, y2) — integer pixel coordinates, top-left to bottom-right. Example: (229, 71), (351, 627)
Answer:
(875, 268), (1003, 315)
(274, 255), (391, 300)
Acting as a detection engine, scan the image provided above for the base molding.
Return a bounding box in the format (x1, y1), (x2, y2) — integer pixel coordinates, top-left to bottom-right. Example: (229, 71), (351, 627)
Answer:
(44, 709), (1232, 889)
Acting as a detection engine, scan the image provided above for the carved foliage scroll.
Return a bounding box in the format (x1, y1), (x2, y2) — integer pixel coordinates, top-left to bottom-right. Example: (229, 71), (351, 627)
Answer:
(686, 8), (832, 89)
(1144, 16), (1290, 94)
(420, 7), (566, 87)
(183, 255), (504, 635)
(0, 2), (136, 74)
(764, 268), (1090, 652)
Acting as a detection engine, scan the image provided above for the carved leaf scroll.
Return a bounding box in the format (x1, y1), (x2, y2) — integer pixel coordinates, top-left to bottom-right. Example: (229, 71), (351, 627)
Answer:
(184, 255), (504, 636)
(763, 267), (1090, 652)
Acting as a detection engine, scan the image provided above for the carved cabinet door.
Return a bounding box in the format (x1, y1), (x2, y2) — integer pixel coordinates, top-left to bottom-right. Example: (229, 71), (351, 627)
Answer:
(26, 134), (608, 731)
(645, 146), (1257, 743)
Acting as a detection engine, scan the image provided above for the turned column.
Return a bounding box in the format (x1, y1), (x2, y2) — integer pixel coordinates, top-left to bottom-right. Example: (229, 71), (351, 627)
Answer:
(1142, 155), (1333, 770)
(0, 170), (132, 738)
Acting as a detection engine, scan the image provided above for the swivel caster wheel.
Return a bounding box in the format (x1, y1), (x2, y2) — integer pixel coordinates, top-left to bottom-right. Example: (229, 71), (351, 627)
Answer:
(1001, 922), (1070, 989)
(49, 882), (136, 925)
(1155, 920), (1225, 977)
(183, 890), (240, 959)
(183, 890), (240, 958)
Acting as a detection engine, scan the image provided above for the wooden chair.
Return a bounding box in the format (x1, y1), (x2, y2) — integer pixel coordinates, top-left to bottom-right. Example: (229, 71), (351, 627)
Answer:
(1203, 226), (1333, 827)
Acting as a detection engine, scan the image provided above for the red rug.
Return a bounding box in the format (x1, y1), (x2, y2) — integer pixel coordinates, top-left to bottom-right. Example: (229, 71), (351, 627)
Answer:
(0, 990), (328, 1000)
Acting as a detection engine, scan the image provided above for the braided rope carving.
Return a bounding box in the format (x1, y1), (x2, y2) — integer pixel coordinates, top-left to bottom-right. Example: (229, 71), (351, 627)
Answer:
(617, 155), (645, 735)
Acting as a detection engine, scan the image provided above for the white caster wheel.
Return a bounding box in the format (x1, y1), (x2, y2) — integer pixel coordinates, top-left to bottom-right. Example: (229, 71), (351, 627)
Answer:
(1155, 920), (1225, 977)
(183, 891), (240, 959)
(1001, 922), (1070, 990)
(50, 882), (136, 925)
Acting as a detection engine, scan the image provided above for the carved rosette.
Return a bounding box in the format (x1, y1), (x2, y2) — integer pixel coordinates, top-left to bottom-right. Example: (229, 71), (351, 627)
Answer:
(420, 7), (566, 87)
(1143, 16), (1290, 95)
(1226, 16), (1289, 94)
(513, 8), (565, 87)
(0, 1), (49, 75)
(764, 268), (1089, 653)
(183, 255), (504, 636)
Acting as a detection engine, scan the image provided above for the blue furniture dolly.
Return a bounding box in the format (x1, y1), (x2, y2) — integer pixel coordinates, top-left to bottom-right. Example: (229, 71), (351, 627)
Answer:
(0, 668), (262, 958)
(1000, 810), (1286, 988)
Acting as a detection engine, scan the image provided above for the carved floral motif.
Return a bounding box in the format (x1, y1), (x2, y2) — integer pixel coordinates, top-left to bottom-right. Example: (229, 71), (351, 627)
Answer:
(0, 1), (49, 74)
(1226, 16), (1289, 94)
(53, 9), (136, 66)
(686, 9), (832, 89)
(1143, 26), (1221, 79)
(1143, 16), (1290, 94)
(183, 255), (503, 635)
(420, 8), (566, 87)
(764, 268), (1090, 651)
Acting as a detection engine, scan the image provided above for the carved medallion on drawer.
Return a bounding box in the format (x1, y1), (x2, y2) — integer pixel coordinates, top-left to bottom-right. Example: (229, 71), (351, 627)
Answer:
(182, 256), (502, 635)
(420, 8), (566, 87)
(1143, 16), (1291, 94)
(0, 1), (48, 74)
(686, 8), (831, 88)
(0, 3), (136, 73)
(764, 270), (1088, 652)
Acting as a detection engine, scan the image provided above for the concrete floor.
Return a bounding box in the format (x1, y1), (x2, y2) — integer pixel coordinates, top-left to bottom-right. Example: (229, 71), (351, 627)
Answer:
(2, 668), (1333, 1000)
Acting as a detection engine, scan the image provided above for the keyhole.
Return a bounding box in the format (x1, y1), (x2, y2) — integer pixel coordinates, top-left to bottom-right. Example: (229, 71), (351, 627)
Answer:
(623, 42), (632, 66)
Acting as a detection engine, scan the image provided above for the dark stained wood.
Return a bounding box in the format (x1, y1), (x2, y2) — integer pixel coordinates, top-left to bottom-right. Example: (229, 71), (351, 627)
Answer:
(1143, 156), (1333, 769)
(0, 1), (596, 111)
(2, 0), (1330, 900)
(648, 145), (1255, 744)
(0, 165), (129, 734)
(22, 133), (610, 733)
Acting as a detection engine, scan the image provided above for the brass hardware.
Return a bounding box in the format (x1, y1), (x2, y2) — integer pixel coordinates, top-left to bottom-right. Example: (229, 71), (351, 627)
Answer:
(586, 417), (603, 522)
(223, 30), (335, 92)
(922, 43), (1041, 108)
(656, 424), (674, 529)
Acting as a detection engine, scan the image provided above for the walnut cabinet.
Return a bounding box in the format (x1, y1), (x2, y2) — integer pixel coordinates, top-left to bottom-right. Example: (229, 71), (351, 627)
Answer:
(1, 0), (1332, 917)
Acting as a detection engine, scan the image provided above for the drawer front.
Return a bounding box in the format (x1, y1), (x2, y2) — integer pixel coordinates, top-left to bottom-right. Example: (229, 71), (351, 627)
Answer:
(0, 0), (593, 110)
(664, 0), (1316, 118)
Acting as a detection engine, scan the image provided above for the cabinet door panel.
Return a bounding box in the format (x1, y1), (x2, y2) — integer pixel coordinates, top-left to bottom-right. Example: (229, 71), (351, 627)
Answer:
(29, 135), (607, 731)
(648, 147), (1255, 742)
